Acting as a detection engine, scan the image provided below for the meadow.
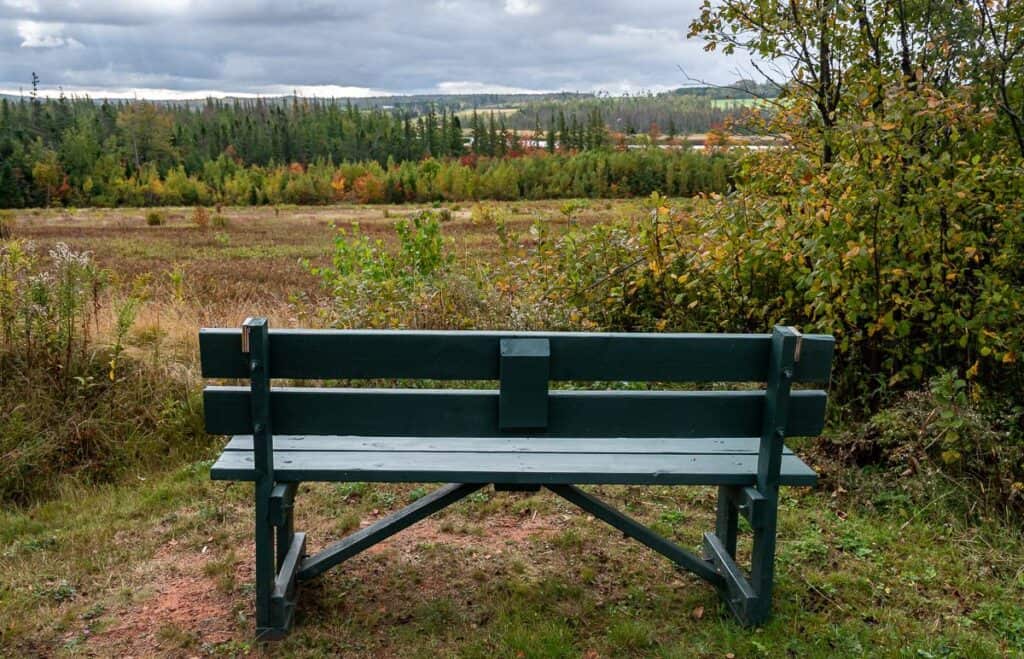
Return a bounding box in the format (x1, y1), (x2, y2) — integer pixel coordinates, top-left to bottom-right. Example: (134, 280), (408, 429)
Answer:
(1, 201), (1022, 657)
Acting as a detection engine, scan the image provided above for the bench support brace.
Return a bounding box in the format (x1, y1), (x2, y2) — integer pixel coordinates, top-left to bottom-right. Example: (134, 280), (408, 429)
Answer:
(546, 484), (724, 587)
(297, 482), (485, 581)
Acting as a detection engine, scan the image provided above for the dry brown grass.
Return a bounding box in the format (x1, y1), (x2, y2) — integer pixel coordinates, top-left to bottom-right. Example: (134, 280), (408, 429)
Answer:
(9, 201), (623, 319)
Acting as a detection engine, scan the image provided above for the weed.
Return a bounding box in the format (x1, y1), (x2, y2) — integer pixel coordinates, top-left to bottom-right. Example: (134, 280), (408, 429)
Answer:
(145, 211), (165, 226)
(35, 579), (76, 602)
(192, 206), (210, 229)
(0, 210), (13, 239)
(336, 511), (361, 535)
(371, 490), (397, 509)
(336, 482), (369, 500)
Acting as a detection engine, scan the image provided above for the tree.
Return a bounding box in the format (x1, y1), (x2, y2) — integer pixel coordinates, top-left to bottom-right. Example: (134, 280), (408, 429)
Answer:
(689, 1), (855, 164)
(59, 116), (101, 189)
(116, 102), (177, 174)
(684, 0), (1024, 406)
(31, 149), (64, 207)
(974, 0), (1024, 156)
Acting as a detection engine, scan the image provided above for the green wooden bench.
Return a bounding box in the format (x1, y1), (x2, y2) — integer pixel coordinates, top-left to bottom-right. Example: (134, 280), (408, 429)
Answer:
(201, 319), (833, 639)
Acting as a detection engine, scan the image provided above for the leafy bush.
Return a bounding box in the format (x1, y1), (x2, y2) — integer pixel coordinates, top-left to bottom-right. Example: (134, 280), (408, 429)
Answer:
(308, 210), (569, 330)
(310, 210), (452, 292)
(0, 241), (209, 504)
(145, 210), (164, 226)
(826, 371), (1023, 515)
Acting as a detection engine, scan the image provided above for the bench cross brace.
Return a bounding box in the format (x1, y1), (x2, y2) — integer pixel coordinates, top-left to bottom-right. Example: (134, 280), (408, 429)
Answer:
(297, 482), (485, 581)
(545, 484), (724, 587)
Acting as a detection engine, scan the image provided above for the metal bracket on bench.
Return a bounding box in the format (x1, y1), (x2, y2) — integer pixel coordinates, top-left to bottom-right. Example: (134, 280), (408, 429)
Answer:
(724, 486), (769, 529)
(240, 317), (256, 354)
(269, 483), (296, 526)
(788, 326), (803, 363)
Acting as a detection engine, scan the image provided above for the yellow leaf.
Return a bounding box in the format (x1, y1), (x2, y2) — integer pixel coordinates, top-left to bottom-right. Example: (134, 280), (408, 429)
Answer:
(1003, 351), (1017, 364)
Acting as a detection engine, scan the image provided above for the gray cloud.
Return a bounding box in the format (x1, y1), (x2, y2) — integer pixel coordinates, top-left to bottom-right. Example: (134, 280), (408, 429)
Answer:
(0, 0), (752, 98)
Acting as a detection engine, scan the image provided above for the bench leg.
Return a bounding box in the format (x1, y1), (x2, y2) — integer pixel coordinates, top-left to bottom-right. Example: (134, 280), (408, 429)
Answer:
(254, 479), (278, 639)
(746, 486), (779, 626)
(705, 484), (779, 626)
(715, 485), (738, 559)
(254, 481), (302, 640)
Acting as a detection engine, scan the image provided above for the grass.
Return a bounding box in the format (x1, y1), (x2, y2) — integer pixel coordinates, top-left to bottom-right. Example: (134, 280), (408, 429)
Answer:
(1, 201), (1022, 655)
(0, 462), (1021, 656)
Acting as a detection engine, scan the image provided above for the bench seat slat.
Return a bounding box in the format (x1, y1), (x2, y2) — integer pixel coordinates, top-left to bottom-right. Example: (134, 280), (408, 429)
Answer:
(209, 441), (818, 486)
(199, 329), (834, 383)
(203, 387), (827, 438)
(223, 435), (798, 455)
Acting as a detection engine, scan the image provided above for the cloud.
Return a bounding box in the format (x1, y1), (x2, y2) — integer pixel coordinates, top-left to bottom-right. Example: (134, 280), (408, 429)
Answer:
(504, 0), (541, 16)
(437, 81), (551, 94)
(0, 1), (752, 98)
(17, 20), (81, 47)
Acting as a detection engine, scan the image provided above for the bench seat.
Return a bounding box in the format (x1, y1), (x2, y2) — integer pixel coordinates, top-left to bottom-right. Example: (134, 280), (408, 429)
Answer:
(211, 435), (818, 486)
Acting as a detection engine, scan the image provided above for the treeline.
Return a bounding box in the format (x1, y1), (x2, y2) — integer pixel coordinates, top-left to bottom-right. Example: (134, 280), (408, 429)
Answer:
(0, 94), (741, 207)
(505, 92), (746, 136)
(17, 148), (732, 207)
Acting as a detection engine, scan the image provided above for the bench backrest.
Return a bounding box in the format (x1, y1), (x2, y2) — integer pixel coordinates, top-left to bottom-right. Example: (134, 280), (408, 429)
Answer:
(200, 324), (834, 441)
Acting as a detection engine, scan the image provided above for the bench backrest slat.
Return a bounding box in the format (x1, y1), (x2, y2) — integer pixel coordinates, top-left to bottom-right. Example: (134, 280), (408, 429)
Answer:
(203, 387), (828, 438)
(199, 329), (834, 383)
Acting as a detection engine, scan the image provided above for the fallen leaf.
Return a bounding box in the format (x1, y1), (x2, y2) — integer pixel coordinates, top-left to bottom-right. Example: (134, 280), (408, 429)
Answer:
(691, 605), (705, 620)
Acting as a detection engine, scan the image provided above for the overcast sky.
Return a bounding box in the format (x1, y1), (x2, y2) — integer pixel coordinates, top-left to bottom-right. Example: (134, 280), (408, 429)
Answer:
(0, 0), (748, 99)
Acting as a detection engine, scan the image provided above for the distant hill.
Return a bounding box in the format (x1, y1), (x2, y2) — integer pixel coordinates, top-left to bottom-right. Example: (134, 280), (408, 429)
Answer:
(0, 85), (774, 109)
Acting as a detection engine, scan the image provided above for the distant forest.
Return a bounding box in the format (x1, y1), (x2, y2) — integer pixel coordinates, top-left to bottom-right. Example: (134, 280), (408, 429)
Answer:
(0, 84), (762, 207)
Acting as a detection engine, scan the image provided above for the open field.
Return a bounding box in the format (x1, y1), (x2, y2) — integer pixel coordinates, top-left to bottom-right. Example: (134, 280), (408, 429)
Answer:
(6, 201), (622, 311)
(708, 98), (773, 110)
(1, 202), (1023, 657)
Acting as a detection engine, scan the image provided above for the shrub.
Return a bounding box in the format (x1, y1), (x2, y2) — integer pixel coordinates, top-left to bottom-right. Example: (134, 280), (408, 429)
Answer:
(826, 371), (1023, 516)
(192, 206), (210, 229)
(0, 240), (210, 504)
(211, 214), (229, 229)
(145, 210), (164, 226)
(305, 210), (546, 330)
(0, 241), (107, 379)
(0, 210), (13, 239)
